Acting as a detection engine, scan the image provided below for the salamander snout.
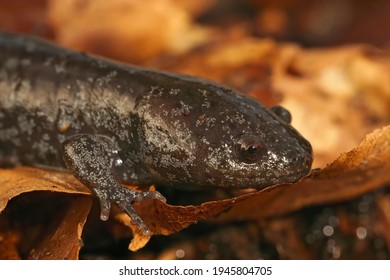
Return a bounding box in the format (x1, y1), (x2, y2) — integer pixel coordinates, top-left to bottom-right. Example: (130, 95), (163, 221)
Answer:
(285, 143), (313, 174)
(228, 128), (313, 188)
(275, 134), (313, 184)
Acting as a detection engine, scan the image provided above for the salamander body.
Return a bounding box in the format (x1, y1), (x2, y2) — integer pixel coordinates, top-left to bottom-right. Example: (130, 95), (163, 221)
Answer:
(0, 33), (312, 234)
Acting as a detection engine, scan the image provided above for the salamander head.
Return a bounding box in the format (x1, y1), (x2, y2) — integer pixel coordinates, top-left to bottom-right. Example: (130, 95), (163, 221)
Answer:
(139, 81), (312, 189)
(190, 90), (313, 189)
(200, 101), (313, 188)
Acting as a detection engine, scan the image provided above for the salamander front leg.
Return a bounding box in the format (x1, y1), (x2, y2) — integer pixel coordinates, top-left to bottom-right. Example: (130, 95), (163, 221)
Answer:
(62, 134), (166, 235)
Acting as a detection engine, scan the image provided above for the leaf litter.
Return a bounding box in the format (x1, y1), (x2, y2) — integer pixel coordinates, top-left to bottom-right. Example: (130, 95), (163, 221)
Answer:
(1, 0), (390, 259)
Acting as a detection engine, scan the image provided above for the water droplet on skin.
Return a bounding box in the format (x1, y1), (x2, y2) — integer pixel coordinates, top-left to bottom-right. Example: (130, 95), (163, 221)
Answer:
(115, 158), (123, 166)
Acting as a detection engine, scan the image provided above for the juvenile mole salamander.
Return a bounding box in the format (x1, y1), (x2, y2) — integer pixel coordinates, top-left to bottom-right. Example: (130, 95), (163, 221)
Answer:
(0, 32), (312, 235)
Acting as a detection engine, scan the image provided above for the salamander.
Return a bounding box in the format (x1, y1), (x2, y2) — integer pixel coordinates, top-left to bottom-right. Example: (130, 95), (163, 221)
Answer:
(0, 32), (313, 235)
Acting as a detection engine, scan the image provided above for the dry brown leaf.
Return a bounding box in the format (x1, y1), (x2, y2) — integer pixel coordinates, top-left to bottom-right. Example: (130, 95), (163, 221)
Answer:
(0, 167), (89, 213)
(27, 196), (91, 259)
(0, 168), (91, 259)
(46, 0), (209, 63)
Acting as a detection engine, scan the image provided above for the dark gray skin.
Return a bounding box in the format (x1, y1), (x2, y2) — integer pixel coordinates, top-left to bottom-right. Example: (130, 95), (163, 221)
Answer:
(0, 33), (313, 235)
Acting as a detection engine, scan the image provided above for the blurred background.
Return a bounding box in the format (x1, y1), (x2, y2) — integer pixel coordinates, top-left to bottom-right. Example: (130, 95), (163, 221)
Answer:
(2, 0), (390, 62)
(1, 0), (390, 260)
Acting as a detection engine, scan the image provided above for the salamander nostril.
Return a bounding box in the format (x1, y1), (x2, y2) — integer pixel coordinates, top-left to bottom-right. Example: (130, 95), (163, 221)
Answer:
(291, 156), (298, 163)
(286, 148), (313, 169)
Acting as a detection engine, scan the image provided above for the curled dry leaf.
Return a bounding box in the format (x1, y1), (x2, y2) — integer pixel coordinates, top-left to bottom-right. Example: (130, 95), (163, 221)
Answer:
(0, 167), (91, 259)
(28, 195), (92, 260)
(0, 167), (88, 212)
(46, 0), (209, 63)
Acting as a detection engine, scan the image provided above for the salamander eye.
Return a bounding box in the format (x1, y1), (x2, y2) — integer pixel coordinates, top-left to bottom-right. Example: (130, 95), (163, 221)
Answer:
(270, 105), (292, 123)
(234, 134), (266, 164)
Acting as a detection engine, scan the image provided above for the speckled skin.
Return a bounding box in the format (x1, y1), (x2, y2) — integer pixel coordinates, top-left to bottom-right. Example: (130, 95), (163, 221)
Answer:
(0, 33), (312, 234)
